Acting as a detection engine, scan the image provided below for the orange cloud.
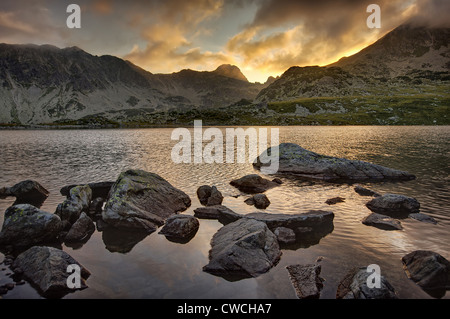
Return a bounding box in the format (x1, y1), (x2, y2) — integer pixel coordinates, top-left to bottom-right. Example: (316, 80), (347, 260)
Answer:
(123, 0), (233, 73)
(92, 0), (113, 15)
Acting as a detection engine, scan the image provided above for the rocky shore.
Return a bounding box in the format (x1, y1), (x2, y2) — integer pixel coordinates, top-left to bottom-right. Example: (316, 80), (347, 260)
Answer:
(0, 145), (448, 299)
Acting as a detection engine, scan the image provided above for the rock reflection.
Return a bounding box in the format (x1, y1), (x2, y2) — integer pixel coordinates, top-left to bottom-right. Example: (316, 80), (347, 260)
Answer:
(278, 223), (334, 250)
(101, 226), (151, 253)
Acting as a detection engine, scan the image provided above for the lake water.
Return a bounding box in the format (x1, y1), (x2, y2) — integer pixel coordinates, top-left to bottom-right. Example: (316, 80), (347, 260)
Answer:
(0, 126), (449, 299)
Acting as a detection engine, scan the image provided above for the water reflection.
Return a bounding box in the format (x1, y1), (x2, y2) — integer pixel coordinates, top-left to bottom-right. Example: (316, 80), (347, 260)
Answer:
(101, 226), (151, 254)
(0, 126), (449, 299)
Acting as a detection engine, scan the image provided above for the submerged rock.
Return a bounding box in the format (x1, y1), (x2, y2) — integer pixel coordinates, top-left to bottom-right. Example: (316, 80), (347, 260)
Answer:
(325, 197), (345, 205)
(2, 180), (49, 208)
(196, 185), (223, 206)
(336, 266), (398, 299)
(366, 194), (420, 217)
(254, 143), (416, 182)
(230, 174), (280, 193)
(11, 246), (90, 298)
(103, 169), (191, 232)
(354, 185), (381, 197)
(159, 215), (199, 243)
(0, 204), (62, 250)
(244, 194), (271, 209)
(408, 213), (437, 225)
(55, 185), (92, 224)
(203, 218), (281, 279)
(286, 264), (324, 299)
(362, 213), (403, 230)
(402, 250), (450, 293)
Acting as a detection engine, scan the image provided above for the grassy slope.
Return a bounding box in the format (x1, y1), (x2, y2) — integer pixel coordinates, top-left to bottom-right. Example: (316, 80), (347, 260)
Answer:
(1, 85), (448, 128)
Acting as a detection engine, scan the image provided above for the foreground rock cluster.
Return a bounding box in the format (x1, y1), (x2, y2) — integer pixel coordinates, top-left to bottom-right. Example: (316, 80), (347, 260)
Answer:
(0, 145), (447, 299)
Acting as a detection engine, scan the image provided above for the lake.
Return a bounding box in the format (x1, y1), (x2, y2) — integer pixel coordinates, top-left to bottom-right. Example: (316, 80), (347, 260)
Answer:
(0, 126), (449, 299)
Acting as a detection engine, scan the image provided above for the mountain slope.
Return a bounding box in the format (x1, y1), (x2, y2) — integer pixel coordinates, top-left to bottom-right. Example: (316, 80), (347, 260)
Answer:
(0, 44), (265, 124)
(256, 23), (450, 102)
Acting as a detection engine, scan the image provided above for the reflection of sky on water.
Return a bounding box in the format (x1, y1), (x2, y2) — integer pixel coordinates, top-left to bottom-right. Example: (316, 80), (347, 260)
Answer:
(0, 126), (449, 299)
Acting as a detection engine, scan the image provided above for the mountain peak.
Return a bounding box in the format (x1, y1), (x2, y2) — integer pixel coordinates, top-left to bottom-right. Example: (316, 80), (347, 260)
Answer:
(213, 64), (248, 82)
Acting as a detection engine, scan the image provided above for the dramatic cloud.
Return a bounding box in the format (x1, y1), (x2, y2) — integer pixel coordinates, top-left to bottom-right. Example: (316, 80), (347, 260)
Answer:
(0, 0), (447, 82)
(123, 0), (236, 73)
(226, 0), (416, 76)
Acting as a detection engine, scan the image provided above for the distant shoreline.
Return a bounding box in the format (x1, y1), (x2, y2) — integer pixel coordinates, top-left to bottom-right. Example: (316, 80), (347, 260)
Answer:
(1, 123), (448, 130)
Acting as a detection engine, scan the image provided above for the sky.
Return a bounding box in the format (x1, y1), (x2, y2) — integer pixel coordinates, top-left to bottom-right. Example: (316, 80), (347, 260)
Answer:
(0, 0), (448, 83)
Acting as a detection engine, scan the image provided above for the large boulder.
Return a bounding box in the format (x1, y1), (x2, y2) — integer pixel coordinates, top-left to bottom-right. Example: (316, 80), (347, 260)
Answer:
(336, 266), (398, 299)
(254, 143), (416, 181)
(203, 218), (281, 279)
(2, 180), (49, 208)
(55, 185), (92, 224)
(286, 264), (324, 299)
(102, 169), (191, 232)
(230, 174), (280, 193)
(11, 246), (90, 298)
(0, 204), (62, 250)
(402, 250), (450, 292)
(366, 194), (420, 217)
(159, 215), (199, 243)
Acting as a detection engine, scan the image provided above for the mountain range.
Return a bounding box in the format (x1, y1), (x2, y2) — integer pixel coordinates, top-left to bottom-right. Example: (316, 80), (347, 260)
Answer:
(0, 22), (449, 126)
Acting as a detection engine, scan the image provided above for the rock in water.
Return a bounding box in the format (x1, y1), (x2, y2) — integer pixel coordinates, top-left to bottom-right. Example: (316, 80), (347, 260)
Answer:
(55, 185), (92, 224)
(354, 185), (381, 197)
(402, 250), (450, 291)
(336, 266), (398, 299)
(408, 213), (437, 225)
(11, 246), (90, 298)
(230, 174), (280, 193)
(286, 264), (324, 299)
(254, 143), (416, 181)
(64, 212), (95, 243)
(60, 181), (114, 199)
(362, 213), (403, 230)
(5, 180), (49, 207)
(325, 197), (345, 205)
(159, 215), (199, 243)
(274, 227), (296, 245)
(196, 185), (223, 206)
(244, 194), (271, 209)
(203, 218), (281, 279)
(0, 204), (62, 249)
(194, 205), (234, 220)
(366, 194), (420, 217)
(103, 169), (191, 232)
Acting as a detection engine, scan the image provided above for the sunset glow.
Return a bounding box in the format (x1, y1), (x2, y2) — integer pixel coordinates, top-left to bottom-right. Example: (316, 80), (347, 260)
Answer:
(0, 0), (444, 82)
